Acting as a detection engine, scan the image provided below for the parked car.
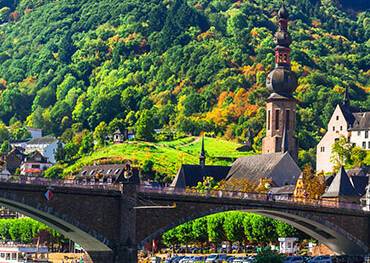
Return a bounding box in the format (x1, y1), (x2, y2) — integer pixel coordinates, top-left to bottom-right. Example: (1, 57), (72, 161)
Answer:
(150, 256), (162, 263)
(284, 256), (305, 263)
(206, 254), (227, 262)
(308, 256), (332, 263)
(226, 256), (235, 262)
(233, 256), (254, 263)
(179, 256), (193, 263)
(189, 256), (206, 263)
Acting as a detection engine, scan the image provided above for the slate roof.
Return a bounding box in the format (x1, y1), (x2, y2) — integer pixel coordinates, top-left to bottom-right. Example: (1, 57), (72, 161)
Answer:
(351, 112), (370, 131)
(339, 104), (356, 127)
(27, 136), (58, 145)
(322, 167), (359, 198)
(351, 175), (369, 196)
(270, 185), (295, 195)
(171, 164), (231, 189)
(25, 151), (49, 163)
(225, 152), (300, 187)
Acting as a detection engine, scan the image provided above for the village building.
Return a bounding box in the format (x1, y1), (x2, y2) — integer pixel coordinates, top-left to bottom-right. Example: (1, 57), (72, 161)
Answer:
(0, 161), (11, 181)
(225, 152), (301, 188)
(316, 90), (370, 173)
(27, 127), (42, 140)
(322, 167), (366, 204)
(112, 129), (127, 144)
(75, 162), (139, 184)
(24, 136), (60, 164)
(20, 151), (52, 177)
(171, 137), (231, 189)
(1, 148), (26, 174)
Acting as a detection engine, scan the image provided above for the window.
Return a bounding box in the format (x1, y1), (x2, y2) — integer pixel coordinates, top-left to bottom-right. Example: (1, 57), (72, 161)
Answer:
(275, 110), (280, 130)
(340, 126), (342, 131)
(31, 164), (40, 169)
(336, 116), (339, 120)
(365, 131), (369, 139)
(320, 147), (325, 152)
(368, 142), (370, 149)
(267, 110), (271, 130)
(358, 131), (361, 136)
(286, 110), (290, 130)
(335, 138), (339, 142)
(333, 126), (335, 131)
(363, 142), (366, 148)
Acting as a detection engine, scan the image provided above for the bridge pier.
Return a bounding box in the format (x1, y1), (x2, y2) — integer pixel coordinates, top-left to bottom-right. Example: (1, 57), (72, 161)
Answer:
(114, 245), (138, 263)
(87, 251), (114, 263)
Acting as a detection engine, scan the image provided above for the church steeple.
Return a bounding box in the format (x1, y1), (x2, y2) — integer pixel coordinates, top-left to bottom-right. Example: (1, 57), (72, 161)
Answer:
(266, 4), (298, 99)
(343, 87), (350, 106)
(199, 136), (206, 167)
(262, 5), (298, 162)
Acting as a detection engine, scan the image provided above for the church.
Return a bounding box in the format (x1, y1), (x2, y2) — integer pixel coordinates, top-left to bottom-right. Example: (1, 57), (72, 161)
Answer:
(171, 5), (301, 190)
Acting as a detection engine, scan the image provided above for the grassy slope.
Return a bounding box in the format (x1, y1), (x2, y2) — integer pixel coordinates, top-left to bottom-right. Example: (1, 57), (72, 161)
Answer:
(65, 137), (252, 176)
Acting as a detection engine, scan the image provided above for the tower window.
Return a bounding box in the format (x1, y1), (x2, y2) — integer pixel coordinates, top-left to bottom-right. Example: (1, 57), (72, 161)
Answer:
(275, 110), (280, 130)
(286, 110), (290, 130)
(267, 110), (271, 130)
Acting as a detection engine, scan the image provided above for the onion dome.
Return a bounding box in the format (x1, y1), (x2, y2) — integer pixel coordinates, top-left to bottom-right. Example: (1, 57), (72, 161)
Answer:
(278, 5), (289, 19)
(266, 67), (298, 98)
(275, 31), (292, 47)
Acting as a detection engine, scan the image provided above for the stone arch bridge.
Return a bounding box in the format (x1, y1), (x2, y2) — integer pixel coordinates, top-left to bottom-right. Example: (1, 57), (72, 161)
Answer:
(0, 182), (368, 262)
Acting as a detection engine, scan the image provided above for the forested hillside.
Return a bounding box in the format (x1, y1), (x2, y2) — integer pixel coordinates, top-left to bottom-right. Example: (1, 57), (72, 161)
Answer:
(0, 0), (369, 167)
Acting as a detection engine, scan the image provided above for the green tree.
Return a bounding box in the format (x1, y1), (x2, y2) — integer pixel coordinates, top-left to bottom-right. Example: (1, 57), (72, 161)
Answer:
(93, 121), (108, 148)
(135, 110), (155, 142)
(330, 136), (352, 171)
(78, 132), (94, 156)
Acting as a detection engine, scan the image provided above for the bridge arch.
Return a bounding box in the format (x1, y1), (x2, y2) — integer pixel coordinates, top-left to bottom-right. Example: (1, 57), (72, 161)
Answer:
(139, 206), (368, 256)
(0, 197), (112, 253)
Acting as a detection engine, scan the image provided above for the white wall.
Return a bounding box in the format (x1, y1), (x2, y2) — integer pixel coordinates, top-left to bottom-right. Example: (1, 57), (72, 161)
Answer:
(316, 105), (349, 173)
(350, 130), (370, 150)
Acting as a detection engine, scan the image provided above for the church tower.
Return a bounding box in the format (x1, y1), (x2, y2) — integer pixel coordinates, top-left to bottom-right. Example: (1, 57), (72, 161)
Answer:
(262, 5), (298, 161)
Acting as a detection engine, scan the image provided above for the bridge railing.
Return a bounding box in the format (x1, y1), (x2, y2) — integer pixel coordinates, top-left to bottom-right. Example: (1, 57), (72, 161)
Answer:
(137, 185), (364, 211)
(0, 177), (123, 191)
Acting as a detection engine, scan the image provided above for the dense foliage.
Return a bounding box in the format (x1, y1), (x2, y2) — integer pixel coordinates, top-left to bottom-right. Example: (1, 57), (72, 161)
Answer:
(161, 212), (306, 248)
(0, 218), (66, 248)
(0, 0), (368, 168)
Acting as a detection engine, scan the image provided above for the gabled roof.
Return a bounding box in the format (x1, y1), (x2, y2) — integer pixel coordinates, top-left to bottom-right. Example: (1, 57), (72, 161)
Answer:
(225, 152), (300, 187)
(27, 136), (58, 145)
(25, 151), (49, 163)
(350, 112), (370, 131)
(322, 167), (359, 198)
(338, 104), (356, 127)
(171, 164), (231, 189)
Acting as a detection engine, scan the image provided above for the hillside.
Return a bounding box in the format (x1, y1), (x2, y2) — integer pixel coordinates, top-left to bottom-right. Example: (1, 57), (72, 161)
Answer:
(0, 0), (368, 167)
(64, 137), (251, 178)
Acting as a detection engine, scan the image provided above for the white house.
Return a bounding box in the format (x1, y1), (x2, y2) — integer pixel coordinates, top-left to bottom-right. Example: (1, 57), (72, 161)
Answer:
(20, 151), (52, 176)
(316, 93), (370, 173)
(27, 127), (42, 140)
(25, 136), (60, 164)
